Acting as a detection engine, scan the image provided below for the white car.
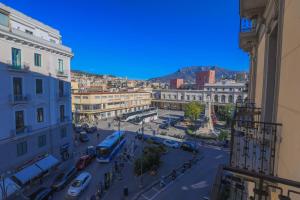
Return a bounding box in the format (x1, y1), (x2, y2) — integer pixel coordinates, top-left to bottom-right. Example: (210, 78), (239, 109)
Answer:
(163, 140), (180, 148)
(67, 172), (91, 197)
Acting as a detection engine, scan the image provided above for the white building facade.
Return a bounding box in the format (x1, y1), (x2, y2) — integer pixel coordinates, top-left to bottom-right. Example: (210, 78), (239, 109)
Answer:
(152, 81), (247, 110)
(0, 3), (73, 172)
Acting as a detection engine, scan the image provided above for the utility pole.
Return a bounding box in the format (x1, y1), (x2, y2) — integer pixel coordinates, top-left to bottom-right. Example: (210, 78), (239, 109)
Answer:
(139, 119), (145, 188)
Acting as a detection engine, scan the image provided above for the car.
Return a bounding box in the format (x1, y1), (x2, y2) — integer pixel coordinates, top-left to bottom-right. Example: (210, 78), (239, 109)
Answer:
(148, 136), (162, 144)
(79, 132), (89, 143)
(181, 142), (199, 153)
(86, 146), (96, 158)
(163, 140), (180, 148)
(74, 124), (83, 133)
(27, 187), (54, 200)
(76, 155), (93, 170)
(86, 125), (97, 133)
(67, 172), (92, 197)
(159, 123), (169, 129)
(51, 167), (77, 191)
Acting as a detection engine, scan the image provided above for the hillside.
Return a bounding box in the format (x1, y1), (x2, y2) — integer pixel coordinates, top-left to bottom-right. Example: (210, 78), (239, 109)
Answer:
(148, 66), (246, 83)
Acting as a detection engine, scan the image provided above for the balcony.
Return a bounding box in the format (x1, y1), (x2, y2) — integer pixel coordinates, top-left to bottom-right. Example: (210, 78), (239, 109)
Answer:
(211, 166), (300, 200)
(56, 70), (68, 78)
(58, 116), (70, 124)
(239, 0), (267, 18)
(10, 126), (32, 137)
(9, 94), (30, 105)
(6, 61), (30, 73)
(57, 93), (70, 101)
(239, 17), (258, 52)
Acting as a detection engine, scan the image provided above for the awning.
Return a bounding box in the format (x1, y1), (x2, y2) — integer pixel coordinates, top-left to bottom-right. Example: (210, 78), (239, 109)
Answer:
(13, 164), (43, 185)
(35, 155), (59, 172)
(0, 178), (20, 200)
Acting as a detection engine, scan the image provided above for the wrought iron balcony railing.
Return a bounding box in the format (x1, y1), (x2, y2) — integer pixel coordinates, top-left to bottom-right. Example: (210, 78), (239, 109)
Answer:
(211, 166), (300, 200)
(240, 17), (257, 33)
(9, 94), (30, 104)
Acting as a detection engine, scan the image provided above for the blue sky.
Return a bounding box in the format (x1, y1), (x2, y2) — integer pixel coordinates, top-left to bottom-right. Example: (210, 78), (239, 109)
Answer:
(2, 0), (249, 79)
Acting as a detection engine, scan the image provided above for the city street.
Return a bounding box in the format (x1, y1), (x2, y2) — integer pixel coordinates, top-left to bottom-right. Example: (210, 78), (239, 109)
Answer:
(24, 109), (229, 200)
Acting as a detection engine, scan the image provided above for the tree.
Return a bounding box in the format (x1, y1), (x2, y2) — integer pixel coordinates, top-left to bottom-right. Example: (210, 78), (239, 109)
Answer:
(218, 129), (229, 141)
(184, 102), (204, 122)
(216, 105), (234, 127)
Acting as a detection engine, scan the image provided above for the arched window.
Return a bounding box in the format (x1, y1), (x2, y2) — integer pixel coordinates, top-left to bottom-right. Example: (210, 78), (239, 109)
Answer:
(228, 95), (233, 103)
(214, 95), (218, 103)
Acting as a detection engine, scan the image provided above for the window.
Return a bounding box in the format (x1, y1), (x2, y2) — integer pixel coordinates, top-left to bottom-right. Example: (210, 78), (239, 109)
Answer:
(83, 96), (88, 99)
(36, 79), (43, 94)
(0, 12), (9, 27)
(25, 30), (33, 35)
(60, 105), (65, 122)
(15, 111), (25, 133)
(59, 80), (64, 97)
(95, 96), (101, 99)
(60, 127), (67, 138)
(13, 77), (23, 97)
(34, 53), (41, 67)
(37, 108), (44, 123)
(38, 135), (46, 147)
(74, 96), (80, 99)
(12, 48), (21, 68)
(58, 59), (64, 72)
(17, 141), (27, 156)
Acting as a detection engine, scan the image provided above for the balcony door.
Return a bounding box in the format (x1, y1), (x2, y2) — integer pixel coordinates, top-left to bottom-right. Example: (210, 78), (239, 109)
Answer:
(13, 77), (23, 100)
(262, 25), (279, 123)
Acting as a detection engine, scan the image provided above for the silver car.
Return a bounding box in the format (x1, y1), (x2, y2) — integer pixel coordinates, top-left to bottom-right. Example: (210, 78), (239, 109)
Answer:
(67, 172), (91, 197)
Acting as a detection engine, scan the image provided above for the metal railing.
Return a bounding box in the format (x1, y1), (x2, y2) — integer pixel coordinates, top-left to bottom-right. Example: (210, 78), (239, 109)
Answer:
(240, 18), (257, 33)
(6, 61), (30, 72)
(9, 94), (30, 104)
(211, 166), (300, 200)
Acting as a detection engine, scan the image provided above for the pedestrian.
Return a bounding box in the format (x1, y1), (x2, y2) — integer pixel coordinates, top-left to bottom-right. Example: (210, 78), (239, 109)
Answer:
(97, 132), (100, 140)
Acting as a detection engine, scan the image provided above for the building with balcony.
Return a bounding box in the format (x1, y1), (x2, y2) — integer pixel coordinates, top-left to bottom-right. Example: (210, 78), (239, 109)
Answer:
(0, 3), (73, 172)
(152, 80), (247, 110)
(72, 91), (151, 123)
(212, 0), (300, 199)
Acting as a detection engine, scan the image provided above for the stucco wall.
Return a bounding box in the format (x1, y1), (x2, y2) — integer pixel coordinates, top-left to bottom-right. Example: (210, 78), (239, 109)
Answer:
(255, 34), (266, 107)
(276, 0), (300, 182)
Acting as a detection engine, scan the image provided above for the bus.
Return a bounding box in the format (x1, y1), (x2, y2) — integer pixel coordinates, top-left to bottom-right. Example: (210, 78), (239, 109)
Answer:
(121, 107), (157, 122)
(96, 131), (126, 163)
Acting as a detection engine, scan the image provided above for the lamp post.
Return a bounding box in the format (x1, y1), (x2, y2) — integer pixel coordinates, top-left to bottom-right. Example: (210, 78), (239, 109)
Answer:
(139, 119), (145, 188)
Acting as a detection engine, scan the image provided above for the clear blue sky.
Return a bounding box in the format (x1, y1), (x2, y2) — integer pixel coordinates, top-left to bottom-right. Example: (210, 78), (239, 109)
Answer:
(2, 0), (249, 79)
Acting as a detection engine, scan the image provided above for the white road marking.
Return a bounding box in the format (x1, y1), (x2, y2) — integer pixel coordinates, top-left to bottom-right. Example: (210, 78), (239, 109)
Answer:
(181, 186), (189, 190)
(142, 194), (151, 200)
(191, 181), (209, 189)
(152, 187), (160, 192)
(215, 155), (223, 159)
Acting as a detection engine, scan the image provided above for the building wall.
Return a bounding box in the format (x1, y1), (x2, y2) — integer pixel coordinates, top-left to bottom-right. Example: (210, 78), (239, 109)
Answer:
(276, 0), (300, 182)
(170, 78), (184, 89)
(196, 70), (216, 89)
(0, 3), (73, 172)
(255, 34), (266, 108)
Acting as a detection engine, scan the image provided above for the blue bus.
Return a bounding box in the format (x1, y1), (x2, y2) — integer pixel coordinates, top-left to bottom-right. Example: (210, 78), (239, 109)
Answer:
(96, 131), (126, 163)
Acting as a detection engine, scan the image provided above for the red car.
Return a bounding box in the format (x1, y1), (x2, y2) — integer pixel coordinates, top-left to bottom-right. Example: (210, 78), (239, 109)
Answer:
(76, 155), (93, 170)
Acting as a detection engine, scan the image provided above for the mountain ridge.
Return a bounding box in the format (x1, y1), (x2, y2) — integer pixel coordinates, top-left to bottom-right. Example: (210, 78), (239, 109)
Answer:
(148, 66), (247, 83)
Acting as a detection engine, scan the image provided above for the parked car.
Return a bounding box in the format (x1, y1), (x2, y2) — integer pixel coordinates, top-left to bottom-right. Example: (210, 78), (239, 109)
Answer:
(148, 136), (162, 144)
(76, 155), (93, 170)
(51, 167), (77, 191)
(86, 125), (97, 133)
(27, 187), (54, 200)
(74, 124), (83, 133)
(163, 140), (180, 148)
(86, 146), (96, 158)
(181, 142), (199, 153)
(67, 172), (92, 197)
(159, 123), (169, 129)
(79, 132), (89, 143)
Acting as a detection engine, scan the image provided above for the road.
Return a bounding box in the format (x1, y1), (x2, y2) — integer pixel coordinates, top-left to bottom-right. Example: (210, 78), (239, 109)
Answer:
(154, 146), (228, 200)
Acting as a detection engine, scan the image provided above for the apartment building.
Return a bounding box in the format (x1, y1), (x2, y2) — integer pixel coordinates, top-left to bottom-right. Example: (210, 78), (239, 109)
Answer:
(72, 91), (151, 123)
(212, 0), (300, 199)
(169, 78), (184, 89)
(0, 3), (73, 172)
(152, 80), (247, 110)
(196, 70), (215, 89)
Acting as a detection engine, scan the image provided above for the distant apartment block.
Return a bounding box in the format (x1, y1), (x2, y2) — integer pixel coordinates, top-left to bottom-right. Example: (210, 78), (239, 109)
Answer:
(170, 78), (184, 89)
(152, 80), (247, 110)
(196, 70), (215, 89)
(0, 3), (73, 172)
(72, 91), (151, 123)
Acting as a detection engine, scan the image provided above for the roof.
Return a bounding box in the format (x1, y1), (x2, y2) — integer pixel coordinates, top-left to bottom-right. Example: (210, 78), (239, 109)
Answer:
(97, 131), (124, 148)
(73, 91), (150, 95)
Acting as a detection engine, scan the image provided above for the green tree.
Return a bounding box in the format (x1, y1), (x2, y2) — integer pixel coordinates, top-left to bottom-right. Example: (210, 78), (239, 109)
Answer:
(218, 129), (229, 141)
(216, 105), (234, 127)
(184, 102), (204, 122)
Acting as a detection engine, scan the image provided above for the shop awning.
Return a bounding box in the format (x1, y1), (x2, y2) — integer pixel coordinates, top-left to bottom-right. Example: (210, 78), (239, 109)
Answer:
(35, 155), (59, 172)
(0, 178), (20, 200)
(13, 164), (43, 185)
